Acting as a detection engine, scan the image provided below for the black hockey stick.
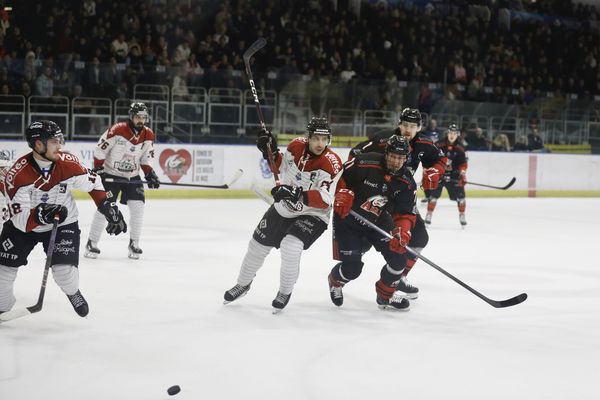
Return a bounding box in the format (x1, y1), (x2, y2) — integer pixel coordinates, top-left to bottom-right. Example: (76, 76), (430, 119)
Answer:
(0, 184), (67, 323)
(104, 169), (244, 189)
(243, 38), (281, 186)
(464, 177), (516, 190)
(348, 210), (528, 308)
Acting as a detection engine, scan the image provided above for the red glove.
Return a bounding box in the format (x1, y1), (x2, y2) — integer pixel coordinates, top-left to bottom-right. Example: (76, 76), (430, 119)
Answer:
(458, 170), (467, 187)
(422, 167), (442, 190)
(389, 226), (411, 254)
(333, 189), (354, 218)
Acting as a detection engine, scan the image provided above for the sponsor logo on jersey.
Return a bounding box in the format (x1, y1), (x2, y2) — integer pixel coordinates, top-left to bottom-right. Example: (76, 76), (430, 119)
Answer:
(363, 179), (378, 188)
(159, 149), (192, 183)
(4, 158), (28, 190)
(324, 152), (341, 174)
(2, 238), (14, 251)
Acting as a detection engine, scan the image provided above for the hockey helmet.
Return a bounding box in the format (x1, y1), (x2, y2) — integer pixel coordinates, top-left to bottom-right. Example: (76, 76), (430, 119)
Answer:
(306, 116), (332, 146)
(447, 123), (460, 134)
(129, 102), (149, 121)
(399, 108), (422, 129)
(385, 134), (410, 156)
(25, 120), (64, 149)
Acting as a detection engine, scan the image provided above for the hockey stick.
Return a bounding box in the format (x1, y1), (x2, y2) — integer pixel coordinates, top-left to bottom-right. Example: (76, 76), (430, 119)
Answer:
(243, 38), (281, 186)
(104, 169), (244, 189)
(463, 177), (516, 190)
(250, 182), (274, 205)
(0, 184), (67, 323)
(348, 209), (528, 308)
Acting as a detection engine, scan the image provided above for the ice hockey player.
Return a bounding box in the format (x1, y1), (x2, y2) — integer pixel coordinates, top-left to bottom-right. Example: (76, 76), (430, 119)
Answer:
(328, 134), (417, 310)
(0, 121), (127, 318)
(349, 108), (447, 297)
(85, 102), (160, 260)
(224, 117), (343, 312)
(425, 124), (469, 226)
(0, 150), (12, 224)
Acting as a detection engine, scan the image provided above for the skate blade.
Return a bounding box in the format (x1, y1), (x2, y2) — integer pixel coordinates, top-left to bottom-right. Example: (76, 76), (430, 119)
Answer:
(377, 304), (410, 312)
(128, 253), (141, 260)
(84, 252), (98, 259)
(272, 308), (284, 315)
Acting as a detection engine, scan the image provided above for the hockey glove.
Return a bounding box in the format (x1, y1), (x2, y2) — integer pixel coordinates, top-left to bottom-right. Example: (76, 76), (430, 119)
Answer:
(333, 188), (354, 218)
(389, 226), (411, 254)
(256, 128), (278, 160)
(98, 200), (127, 235)
(422, 167), (442, 190)
(145, 170), (161, 189)
(92, 165), (106, 179)
(34, 203), (68, 225)
(271, 185), (303, 203)
(458, 171), (467, 187)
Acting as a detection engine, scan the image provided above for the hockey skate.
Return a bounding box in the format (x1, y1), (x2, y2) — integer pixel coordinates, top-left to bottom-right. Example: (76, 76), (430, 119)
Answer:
(272, 291), (292, 314)
(328, 273), (344, 307)
(424, 212), (432, 225)
(67, 290), (89, 317)
(459, 213), (467, 227)
(396, 275), (419, 299)
(223, 283), (251, 304)
(84, 240), (100, 259)
(376, 291), (410, 311)
(128, 240), (143, 260)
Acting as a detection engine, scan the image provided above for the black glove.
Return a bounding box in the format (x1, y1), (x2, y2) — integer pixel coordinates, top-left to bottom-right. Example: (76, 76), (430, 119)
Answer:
(145, 170), (160, 189)
(34, 203), (68, 225)
(271, 185), (303, 203)
(98, 200), (127, 235)
(92, 165), (106, 179)
(256, 128), (278, 160)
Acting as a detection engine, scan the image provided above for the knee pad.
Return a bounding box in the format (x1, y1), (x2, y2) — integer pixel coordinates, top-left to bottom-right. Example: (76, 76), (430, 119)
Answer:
(380, 262), (404, 286)
(51, 264), (79, 296)
(338, 260), (364, 281)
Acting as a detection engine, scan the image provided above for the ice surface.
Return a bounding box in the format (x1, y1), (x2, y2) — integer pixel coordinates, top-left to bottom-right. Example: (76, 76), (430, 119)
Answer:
(1, 198), (599, 400)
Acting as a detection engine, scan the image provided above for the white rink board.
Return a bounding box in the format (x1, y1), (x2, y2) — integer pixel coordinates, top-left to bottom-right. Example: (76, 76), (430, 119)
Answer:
(0, 140), (599, 190)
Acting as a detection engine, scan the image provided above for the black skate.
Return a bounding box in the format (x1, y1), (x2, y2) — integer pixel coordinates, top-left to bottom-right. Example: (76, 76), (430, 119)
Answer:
(272, 291), (292, 314)
(84, 240), (100, 259)
(223, 283), (251, 304)
(128, 240), (143, 260)
(377, 292), (410, 311)
(67, 290), (89, 317)
(396, 275), (419, 300)
(328, 273), (344, 307)
(424, 212), (432, 225)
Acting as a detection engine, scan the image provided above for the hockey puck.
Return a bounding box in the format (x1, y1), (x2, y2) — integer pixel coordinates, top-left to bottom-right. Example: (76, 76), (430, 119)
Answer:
(167, 385), (181, 396)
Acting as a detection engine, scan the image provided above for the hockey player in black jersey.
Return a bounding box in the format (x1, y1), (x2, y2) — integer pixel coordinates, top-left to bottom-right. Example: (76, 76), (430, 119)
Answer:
(425, 124), (469, 226)
(328, 135), (418, 310)
(348, 108), (447, 296)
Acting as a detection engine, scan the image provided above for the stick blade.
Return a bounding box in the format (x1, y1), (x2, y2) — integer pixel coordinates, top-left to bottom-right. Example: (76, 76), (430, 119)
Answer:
(502, 177), (516, 190)
(0, 307), (33, 323)
(243, 38), (267, 61)
(225, 169), (244, 188)
(492, 292), (528, 308)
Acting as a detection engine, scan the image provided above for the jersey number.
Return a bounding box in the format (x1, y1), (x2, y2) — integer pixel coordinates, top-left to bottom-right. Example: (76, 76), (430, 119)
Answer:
(99, 139), (109, 150)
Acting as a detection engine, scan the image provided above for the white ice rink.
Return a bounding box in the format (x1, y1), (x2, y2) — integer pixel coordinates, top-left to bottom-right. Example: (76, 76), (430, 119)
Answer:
(0, 197), (599, 400)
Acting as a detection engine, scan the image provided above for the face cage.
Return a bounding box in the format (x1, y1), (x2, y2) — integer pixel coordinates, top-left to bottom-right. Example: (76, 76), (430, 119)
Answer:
(384, 151), (407, 175)
(130, 112), (149, 124)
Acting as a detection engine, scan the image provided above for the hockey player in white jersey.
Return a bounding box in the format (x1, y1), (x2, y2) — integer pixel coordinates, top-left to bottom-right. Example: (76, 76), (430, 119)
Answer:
(0, 121), (127, 318)
(0, 150), (11, 224)
(84, 102), (160, 260)
(224, 117), (344, 312)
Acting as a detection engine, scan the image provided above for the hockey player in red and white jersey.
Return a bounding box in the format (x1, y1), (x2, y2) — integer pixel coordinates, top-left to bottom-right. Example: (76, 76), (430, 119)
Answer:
(0, 150), (12, 224)
(224, 117), (344, 312)
(85, 102), (160, 260)
(0, 121), (127, 318)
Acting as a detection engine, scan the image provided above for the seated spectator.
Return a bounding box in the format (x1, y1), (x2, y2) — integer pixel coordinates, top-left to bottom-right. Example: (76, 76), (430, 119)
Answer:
(491, 133), (511, 152)
(422, 118), (441, 143)
(465, 127), (490, 151)
(513, 135), (529, 152)
(35, 66), (54, 97)
(527, 119), (547, 152)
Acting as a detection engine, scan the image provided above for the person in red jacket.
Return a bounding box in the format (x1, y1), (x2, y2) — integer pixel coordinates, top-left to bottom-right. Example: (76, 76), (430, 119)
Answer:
(425, 124), (469, 226)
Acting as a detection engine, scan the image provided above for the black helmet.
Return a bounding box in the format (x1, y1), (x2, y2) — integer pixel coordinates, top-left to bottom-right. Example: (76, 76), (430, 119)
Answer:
(129, 102), (149, 120)
(447, 123), (460, 133)
(25, 120), (64, 149)
(399, 108), (422, 128)
(306, 116), (332, 145)
(385, 134), (410, 156)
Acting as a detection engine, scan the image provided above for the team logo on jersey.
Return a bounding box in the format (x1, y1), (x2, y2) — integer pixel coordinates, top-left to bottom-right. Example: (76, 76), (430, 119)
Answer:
(159, 149), (192, 183)
(296, 172), (302, 181)
(41, 193), (49, 203)
(2, 238), (14, 251)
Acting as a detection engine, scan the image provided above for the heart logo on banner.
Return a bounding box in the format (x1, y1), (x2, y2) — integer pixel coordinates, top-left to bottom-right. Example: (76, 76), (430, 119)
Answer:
(159, 149), (192, 183)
